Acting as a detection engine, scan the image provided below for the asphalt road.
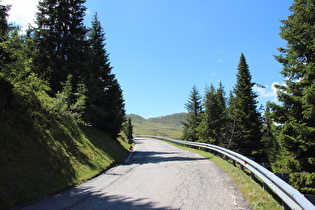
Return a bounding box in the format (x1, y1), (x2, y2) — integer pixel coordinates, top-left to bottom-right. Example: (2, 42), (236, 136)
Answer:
(22, 138), (251, 210)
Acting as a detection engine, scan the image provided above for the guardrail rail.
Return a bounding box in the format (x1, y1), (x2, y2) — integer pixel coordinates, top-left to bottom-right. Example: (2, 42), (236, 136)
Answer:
(135, 135), (315, 210)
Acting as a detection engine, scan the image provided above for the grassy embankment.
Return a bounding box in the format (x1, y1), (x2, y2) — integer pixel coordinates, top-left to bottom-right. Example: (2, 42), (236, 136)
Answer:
(161, 140), (282, 209)
(0, 110), (130, 209)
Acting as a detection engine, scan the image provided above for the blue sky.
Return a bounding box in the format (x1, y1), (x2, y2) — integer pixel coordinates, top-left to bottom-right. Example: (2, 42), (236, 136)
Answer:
(4, 0), (293, 119)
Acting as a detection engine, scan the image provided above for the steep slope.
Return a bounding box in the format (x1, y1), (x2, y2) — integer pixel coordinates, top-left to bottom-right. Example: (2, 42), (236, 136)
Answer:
(0, 108), (129, 209)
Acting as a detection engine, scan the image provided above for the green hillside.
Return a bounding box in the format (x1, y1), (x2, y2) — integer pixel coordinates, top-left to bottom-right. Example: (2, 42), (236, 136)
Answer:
(128, 113), (187, 139)
(0, 108), (129, 209)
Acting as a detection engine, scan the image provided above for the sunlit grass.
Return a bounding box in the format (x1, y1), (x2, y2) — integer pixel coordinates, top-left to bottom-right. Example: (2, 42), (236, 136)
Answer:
(0, 113), (129, 209)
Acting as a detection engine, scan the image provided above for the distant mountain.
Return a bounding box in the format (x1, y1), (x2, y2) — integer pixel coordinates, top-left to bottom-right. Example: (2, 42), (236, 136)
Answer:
(127, 114), (146, 123)
(146, 113), (187, 125)
(127, 113), (187, 125)
(126, 113), (187, 139)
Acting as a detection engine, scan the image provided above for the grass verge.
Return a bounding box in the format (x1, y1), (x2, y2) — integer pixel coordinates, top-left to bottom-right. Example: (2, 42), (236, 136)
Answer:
(0, 113), (129, 209)
(161, 140), (282, 210)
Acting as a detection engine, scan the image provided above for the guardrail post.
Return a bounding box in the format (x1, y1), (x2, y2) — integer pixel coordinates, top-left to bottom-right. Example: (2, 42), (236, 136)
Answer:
(232, 159), (236, 167)
(225, 155), (229, 161)
(250, 171), (255, 179)
(262, 182), (268, 191)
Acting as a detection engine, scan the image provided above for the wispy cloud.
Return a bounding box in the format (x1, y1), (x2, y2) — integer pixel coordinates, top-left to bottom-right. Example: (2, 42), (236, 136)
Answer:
(254, 82), (280, 101)
(3, 0), (39, 30)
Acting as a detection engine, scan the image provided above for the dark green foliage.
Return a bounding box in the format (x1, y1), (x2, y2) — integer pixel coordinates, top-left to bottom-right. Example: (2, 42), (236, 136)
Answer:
(0, 2), (12, 69)
(182, 58), (263, 161)
(269, 0), (315, 173)
(84, 13), (125, 137)
(229, 53), (263, 160)
(0, 75), (13, 112)
(33, 0), (88, 92)
(101, 77), (125, 138)
(289, 172), (315, 195)
(0, 1), (128, 208)
(261, 105), (280, 164)
(0, 1), (10, 37)
(197, 82), (227, 145)
(124, 117), (134, 139)
(220, 91), (241, 150)
(182, 85), (202, 141)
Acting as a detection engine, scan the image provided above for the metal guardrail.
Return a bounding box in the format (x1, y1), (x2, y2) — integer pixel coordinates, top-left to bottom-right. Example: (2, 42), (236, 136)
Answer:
(135, 135), (315, 210)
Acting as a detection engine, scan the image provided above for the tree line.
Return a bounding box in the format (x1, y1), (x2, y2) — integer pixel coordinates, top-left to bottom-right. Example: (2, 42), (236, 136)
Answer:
(182, 53), (264, 161)
(182, 0), (315, 194)
(0, 0), (125, 138)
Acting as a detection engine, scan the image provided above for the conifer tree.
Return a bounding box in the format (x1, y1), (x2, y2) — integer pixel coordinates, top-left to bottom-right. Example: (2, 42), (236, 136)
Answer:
(269, 0), (315, 172)
(86, 13), (125, 137)
(182, 85), (202, 141)
(0, 1), (13, 110)
(262, 104), (279, 164)
(125, 117), (134, 140)
(221, 91), (241, 149)
(84, 13), (111, 125)
(230, 53), (262, 159)
(197, 84), (216, 143)
(33, 0), (88, 92)
(197, 82), (227, 144)
(0, 2), (12, 70)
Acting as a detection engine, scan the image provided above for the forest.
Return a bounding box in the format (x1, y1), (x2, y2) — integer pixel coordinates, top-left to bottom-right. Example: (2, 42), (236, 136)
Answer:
(0, 1), (128, 208)
(0, 0), (125, 138)
(182, 0), (315, 195)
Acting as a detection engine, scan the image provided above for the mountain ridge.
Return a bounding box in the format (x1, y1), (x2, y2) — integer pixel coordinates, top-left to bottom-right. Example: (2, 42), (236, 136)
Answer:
(127, 112), (187, 124)
(126, 113), (187, 139)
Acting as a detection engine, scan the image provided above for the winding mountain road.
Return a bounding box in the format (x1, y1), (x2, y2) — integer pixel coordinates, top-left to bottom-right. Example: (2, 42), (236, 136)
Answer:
(22, 138), (251, 209)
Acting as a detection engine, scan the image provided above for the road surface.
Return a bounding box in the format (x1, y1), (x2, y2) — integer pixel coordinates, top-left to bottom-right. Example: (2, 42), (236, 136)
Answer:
(22, 138), (251, 209)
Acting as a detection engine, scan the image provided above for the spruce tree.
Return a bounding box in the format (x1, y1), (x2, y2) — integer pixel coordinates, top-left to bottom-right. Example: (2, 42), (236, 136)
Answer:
(125, 117), (134, 140)
(269, 0), (315, 173)
(33, 0), (88, 92)
(102, 77), (125, 138)
(0, 1), (13, 110)
(197, 83), (227, 144)
(216, 82), (228, 144)
(0, 2), (12, 70)
(182, 85), (202, 141)
(262, 104), (279, 164)
(84, 13), (111, 125)
(197, 84), (216, 143)
(221, 91), (241, 150)
(86, 13), (125, 137)
(230, 53), (262, 159)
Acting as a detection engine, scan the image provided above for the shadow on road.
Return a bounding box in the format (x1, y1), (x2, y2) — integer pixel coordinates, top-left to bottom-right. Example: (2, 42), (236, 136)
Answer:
(67, 192), (174, 210)
(125, 150), (208, 165)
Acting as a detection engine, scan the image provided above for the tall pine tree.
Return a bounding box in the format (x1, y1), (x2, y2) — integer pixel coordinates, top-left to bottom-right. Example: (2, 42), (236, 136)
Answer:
(0, 2), (12, 71)
(182, 85), (202, 141)
(33, 0), (88, 92)
(269, 0), (315, 173)
(230, 53), (262, 160)
(86, 13), (125, 137)
(84, 13), (111, 125)
(197, 82), (227, 144)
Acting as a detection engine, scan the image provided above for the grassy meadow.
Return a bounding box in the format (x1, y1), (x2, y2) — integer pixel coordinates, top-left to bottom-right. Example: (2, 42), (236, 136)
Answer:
(128, 113), (186, 139)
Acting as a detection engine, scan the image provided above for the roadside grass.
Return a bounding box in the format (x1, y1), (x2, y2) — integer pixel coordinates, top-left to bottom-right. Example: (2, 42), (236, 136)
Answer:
(162, 141), (282, 210)
(0, 110), (129, 209)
